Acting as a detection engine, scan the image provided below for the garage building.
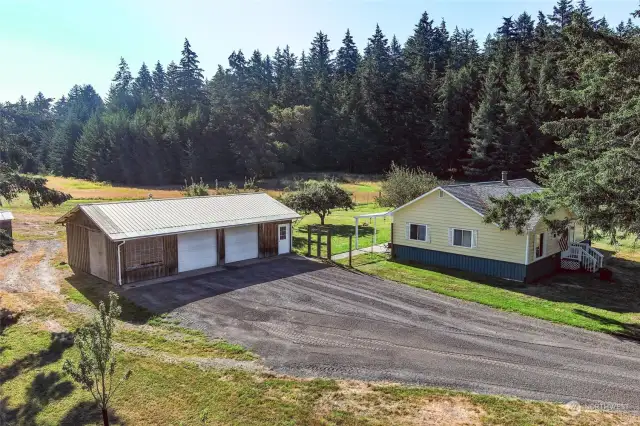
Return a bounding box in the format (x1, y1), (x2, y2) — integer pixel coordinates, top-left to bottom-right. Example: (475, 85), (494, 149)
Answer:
(55, 193), (300, 285)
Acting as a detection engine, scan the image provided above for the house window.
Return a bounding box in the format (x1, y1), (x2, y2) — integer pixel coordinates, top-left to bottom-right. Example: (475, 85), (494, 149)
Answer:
(125, 238), (164, 271)
(452, 229), (473, 248)
(535, 233), (545, 258)
(279, 225), (287, 241)
(408, 224), (428, 242)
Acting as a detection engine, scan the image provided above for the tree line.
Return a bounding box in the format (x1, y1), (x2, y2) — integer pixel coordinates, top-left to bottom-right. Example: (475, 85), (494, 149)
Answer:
(1, 0), (639, 188)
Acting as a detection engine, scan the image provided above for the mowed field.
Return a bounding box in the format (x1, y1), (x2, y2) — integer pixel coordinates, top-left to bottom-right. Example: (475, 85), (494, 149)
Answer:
(4, 175), (388, 253)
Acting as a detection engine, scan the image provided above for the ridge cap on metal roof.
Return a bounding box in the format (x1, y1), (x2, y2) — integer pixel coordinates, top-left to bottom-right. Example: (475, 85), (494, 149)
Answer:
(78, 191), (270, 208)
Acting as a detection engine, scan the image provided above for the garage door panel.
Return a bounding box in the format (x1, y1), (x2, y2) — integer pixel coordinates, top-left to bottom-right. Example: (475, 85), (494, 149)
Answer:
(225, 225), (259, 263)
(178, 230), (217, 272)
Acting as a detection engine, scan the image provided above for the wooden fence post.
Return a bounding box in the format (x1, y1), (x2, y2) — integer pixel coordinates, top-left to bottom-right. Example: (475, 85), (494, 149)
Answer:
(317, 230), (322, 258)
(327, 228), (332, 259)
(349, 234), (353, 267)
(307, 227), (312, 257)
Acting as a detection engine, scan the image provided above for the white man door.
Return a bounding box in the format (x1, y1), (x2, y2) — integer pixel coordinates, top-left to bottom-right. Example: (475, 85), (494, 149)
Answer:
(278, 223), (290, 254)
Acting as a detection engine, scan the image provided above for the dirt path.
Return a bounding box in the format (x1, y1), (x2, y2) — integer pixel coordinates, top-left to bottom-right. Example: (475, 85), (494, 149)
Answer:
(0, 240), (62, 293)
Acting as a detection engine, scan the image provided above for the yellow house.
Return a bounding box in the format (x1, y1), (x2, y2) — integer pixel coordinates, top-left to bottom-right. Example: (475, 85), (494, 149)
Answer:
(388, 173), (602, 282)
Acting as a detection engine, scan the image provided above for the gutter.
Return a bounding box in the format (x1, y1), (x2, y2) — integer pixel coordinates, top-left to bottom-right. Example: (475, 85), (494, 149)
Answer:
(117, 241), (125, 286)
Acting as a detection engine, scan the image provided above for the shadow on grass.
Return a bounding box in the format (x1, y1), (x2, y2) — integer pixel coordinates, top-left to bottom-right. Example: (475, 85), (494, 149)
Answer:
(343, 253), (640, 340)
(574, 309), (640, 342)
(0, 371), (122, 425)
(66, 272), (155, 324)
(0, 332), (74, 383)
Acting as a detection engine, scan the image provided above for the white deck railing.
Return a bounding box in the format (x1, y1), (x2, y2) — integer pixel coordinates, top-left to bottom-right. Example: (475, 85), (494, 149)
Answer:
(562, 242), (604, 273)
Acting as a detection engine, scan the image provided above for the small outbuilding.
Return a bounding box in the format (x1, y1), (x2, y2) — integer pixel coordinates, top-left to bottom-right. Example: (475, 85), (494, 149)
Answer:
(0, 211), (13, 238)
(55, 193), (300, 285)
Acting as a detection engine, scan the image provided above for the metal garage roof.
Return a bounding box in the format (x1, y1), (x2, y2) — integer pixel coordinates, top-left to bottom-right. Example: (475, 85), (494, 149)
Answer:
(56, 193), (300, 241)
(0, 211), (14, 221)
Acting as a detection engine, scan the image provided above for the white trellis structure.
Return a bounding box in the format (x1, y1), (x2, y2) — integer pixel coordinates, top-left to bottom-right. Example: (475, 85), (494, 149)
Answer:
(354, 211), (392, 249)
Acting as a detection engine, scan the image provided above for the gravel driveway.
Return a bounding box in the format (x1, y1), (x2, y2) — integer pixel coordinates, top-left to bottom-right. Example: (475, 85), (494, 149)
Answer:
(122, 256), (640, 410)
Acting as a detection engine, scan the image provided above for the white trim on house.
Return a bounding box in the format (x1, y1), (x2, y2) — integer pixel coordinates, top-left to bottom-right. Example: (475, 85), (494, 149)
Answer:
(406, 222), (430, 243)
(448, 228), (477, 249)
(390, 186), (486, 219)
(524, 232), (530, 265)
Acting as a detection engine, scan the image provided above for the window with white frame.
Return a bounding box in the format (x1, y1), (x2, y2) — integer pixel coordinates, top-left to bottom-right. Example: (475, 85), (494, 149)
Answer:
(407, 223), (428, 242)
(125, 238), (164, 270)
(449, 228), (476, 248)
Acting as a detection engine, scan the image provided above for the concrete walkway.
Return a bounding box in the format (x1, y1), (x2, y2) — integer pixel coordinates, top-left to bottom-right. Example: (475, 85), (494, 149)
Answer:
(331, 243), (388, 260)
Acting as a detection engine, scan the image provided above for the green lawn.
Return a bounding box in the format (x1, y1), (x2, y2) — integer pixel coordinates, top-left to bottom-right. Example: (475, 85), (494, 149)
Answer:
(292, 203), (392, 256)
(1, 299), (631, 425)
(337, 253), (640, 338)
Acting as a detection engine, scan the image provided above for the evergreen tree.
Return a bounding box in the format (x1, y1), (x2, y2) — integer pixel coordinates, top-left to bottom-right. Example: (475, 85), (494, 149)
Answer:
(133, 62), (153, 107)
(151, 61), (166, 102)
(465, 62), (504, 177)
(107, 57), (133, 111)
(177, 38), (205, 105)
(548, 0), (574, 31)
(335, 29), (360, 77)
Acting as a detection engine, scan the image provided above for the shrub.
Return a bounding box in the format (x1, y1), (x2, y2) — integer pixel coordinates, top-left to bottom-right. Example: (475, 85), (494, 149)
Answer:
(182, 177), (209, 197)
(376, 162), (440, 208)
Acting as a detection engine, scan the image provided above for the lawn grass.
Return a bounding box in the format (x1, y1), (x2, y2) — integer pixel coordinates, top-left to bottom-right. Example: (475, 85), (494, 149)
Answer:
(1, 312), (633, 425)
(337, 254), (640, 338)
(292, 203), (392, 256)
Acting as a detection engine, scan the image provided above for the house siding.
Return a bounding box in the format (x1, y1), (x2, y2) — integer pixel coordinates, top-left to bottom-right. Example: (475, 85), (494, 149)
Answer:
(527, 208), (575, 265)
(394, 244), (527, 281)
(391, 190), (528, 265)
(525, 253), (560, 283)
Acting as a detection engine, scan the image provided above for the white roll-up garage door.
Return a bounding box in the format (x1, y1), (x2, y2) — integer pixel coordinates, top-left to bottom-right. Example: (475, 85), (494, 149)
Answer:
(178, 230), (217, 273)
(225, 225), (259, 264)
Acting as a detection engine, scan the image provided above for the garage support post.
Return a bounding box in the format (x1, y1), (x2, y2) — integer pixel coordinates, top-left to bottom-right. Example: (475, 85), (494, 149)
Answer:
(307, 227), (312, 256)
(327, 228), (332, 259)
(349, 235), (352, 267)
(317, 230), (321, 258)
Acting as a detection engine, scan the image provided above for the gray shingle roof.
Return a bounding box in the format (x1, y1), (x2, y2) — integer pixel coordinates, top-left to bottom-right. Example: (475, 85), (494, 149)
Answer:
(442, 178), (542, 216)
(56, 193), (300, 241)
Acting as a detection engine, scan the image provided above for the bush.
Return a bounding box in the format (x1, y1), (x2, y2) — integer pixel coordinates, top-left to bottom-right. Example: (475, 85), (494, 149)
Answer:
(182, 177), (209, 197)
(0, 229), (14, 257)
(281, 178), (354, 224)
(243, 176), (259, 192)
(376, 162), (440, 208)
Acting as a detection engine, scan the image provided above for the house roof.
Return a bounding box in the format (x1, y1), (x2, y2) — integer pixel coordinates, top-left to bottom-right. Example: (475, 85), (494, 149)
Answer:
(55, 193), (301, 241)
(0, 211), (14, 221)
(441, 178), (542, 217)
(390, 178), (543, 228)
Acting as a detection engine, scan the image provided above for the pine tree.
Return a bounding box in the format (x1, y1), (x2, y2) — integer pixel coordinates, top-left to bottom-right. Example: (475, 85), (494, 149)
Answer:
(107, 57), (133, 111)
(177, 38), (205, 105)
(165, 61), (180, 103)
(576, 0), (594, 26)
(133, 63), (153, 107)
(335, 29), (360, 77)
(151, 61), (166, 103)
(548, 0), (574, 31)
(465, 62), (504, 177)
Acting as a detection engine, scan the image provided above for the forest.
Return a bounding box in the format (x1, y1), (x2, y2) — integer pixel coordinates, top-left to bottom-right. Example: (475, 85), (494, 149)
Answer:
(1, 1), (640, 218)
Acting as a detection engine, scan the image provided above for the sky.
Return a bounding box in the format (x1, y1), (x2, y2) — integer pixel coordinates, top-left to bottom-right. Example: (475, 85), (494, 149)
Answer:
(1, 0), (637, 102)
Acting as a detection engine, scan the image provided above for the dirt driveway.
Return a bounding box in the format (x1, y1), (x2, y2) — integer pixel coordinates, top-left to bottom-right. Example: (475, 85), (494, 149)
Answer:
(122, 256), (640, 410)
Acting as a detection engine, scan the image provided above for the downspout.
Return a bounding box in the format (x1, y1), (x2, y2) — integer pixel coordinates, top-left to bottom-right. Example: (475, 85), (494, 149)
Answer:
(117, 241), (125, 286)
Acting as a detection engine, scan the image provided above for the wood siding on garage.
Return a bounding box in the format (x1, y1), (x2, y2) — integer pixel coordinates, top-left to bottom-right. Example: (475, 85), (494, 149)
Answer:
(65, 210), (100, 274)
(258, 223), (278, 258)
(258, 221), (291, 258)
(119, 235), (178, 285)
